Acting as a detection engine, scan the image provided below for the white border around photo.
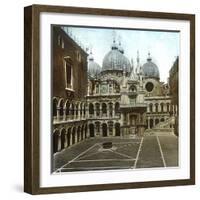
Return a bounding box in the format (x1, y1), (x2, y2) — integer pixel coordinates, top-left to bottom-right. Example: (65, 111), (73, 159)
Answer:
(40, 12), (190, 188)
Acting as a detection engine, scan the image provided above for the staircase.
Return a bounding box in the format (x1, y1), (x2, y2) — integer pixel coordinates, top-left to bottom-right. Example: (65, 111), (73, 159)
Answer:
(144, 116), (175, 136)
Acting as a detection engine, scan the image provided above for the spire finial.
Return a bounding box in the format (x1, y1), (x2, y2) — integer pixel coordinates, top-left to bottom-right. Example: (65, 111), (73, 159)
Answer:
(147, 51), (152, 61)
(137, 50), (140, 64)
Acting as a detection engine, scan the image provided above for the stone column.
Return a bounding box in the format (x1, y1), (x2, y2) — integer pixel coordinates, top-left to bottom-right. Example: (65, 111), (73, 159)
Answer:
(147, 104), (150, 113)
(63, 108), (66, 121)
(113, 104), (115, 117)
(148, 117), (150, 129)
(58, 135), (61, 151)
(70, 133), (73, 146)
(100, 104), (102, 118)
(57, 107), (60, 121)
(153, 117), (155, 127)
(158, 104), (161, 113)
(75, 132), (78, 144)
(64, 134), (68, 148)
(164, 104), (167, 112)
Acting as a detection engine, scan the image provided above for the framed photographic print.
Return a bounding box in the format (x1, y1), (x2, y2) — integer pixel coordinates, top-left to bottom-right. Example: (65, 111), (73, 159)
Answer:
(24, 4), (195, 194)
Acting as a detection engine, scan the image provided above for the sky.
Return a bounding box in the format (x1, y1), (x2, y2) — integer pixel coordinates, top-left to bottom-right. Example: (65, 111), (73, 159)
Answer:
(63, 26), (179, 83)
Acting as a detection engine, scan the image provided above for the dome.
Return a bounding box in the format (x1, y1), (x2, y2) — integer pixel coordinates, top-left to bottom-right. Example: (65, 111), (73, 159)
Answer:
(102, 40), (131, 72)
(88, 53), (101, 78)
(142, 53), (160, 79)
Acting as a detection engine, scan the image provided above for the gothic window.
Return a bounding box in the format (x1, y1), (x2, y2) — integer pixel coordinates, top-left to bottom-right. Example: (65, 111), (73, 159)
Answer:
(64, 58), (73, 89)
(149, 103), (153, 113)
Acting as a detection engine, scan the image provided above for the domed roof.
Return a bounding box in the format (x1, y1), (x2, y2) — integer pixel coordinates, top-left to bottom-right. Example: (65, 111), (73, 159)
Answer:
(88, 53), (101, 78)
(102, 40), (131, 72)
(142, 53), (160, 79)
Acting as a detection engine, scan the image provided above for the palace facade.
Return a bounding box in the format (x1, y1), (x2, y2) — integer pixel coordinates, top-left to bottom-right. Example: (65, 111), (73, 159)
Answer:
(52, 26), (178, 154)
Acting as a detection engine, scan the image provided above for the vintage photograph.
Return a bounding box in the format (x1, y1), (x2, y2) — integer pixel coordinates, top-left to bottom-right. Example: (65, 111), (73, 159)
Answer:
(52, 25), (179, 173)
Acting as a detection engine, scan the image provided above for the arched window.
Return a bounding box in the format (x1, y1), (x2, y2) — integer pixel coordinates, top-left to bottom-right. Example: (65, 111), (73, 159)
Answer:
(53, 98), (58, 117)
(75, 103), (79, 118)
(109, 102), (113, 117)
(53, 129), (59, 153)
(95, 103), (100, 117)
(167, 103), (170, 112)
(102, 103), (107, 116)
(115, 102), (120, 116)
(149, 103), (153, 113)
(67, 128), (71, 147)
(60, 129), (66, 150)
(155, 103), (158, 113)
(59, 99), (64, 118)
(89, 103), (94, 116)
(65, 101), (70, 119)
(160, 103), (164, 112)
(95, 121), (100, 135)
(102, 123), (107, 137)
(115, 123), (121, 136)
(64, 57), (73, 89)
(129, 85), (137, 92)
(108, 121), (113, 136)
(89, 124), (94, 137)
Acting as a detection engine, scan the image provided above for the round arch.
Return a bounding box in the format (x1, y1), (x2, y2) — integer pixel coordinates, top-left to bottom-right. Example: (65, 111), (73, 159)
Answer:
(60, 128), (66, 150)
(102, 123), (108, 137)
(115, 123), (121, 136)
(53, 129), (60, 153)
(89, 124), (94, 137)
(53, 98), (58, 117)
(67, 128), (71, 147)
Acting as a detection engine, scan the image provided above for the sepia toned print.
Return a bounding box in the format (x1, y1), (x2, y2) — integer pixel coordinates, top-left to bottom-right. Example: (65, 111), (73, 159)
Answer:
(52, 25), (179, 173)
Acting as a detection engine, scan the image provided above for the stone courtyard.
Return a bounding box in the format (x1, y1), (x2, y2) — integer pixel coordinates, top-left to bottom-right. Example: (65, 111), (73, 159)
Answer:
(53, 134), (178, 173)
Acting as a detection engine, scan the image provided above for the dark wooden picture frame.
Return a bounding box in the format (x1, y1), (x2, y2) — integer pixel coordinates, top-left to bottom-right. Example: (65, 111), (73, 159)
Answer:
(24, 4), (195, 195)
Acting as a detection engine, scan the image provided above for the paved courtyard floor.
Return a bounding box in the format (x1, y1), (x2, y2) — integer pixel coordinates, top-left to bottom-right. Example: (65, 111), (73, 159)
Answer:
(53, 135), (178, 173)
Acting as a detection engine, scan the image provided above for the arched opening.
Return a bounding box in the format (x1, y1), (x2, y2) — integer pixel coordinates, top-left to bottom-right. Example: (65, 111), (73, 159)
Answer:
(95, 103), (100, 117)
(89, 124), (94, 137)
(102, 123), (107, 137)
(155, 118), (159, 125)
(160, 103), (164, 112)
(114, 82), (120, 93)
(150, 119), (154, 128)
(95, 121), (100, 135)
(85, 125), (87, 138)
(65, 101), (70, 120)
(72, 128), (76, 145)
(115, 123), (121, 136)
(115, 102), (120, 116)
(161, 118), (165, 122)
(102, 103), (107, 116)
(109, 102), (113, 117)
(167, 103), (170, 112)
(77, 126), (81, 143)
(53, 98), (58, 117)
(70, 103), (75, 119)
(75, 103), (79, 119)
(149, 103), (153, 113)
(59, 99), (64, 119)
(83, 104), (86, 117)
(89, 103), (94, 116)
(81, 126), (84, 140)
(155, 103), (158, 113)
(129, 85), (137, 92)
(108, 121), (113, 136)
(53, 130), (59, 153)
(60, 129), (66, 150)
(80, 103), (83, 118)
(67, 128), (71, 147)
